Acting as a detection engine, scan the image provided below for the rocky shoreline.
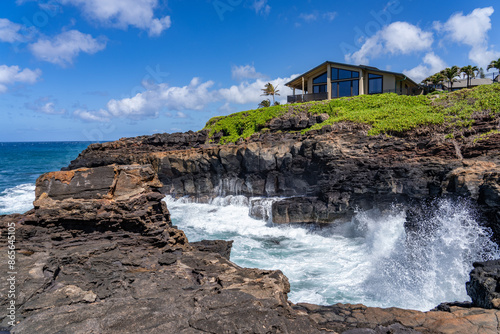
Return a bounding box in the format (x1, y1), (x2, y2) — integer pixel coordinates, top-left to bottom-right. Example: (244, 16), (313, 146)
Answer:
(1, 164), (500, 333)
(2, 119), (500, 333)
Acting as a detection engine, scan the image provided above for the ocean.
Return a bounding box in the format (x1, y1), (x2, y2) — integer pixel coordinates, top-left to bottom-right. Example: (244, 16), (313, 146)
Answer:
(1, 141), (499, 311)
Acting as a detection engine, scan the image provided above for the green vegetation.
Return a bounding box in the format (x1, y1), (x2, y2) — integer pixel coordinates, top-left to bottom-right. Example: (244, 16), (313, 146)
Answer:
(204, 83), (500, 144)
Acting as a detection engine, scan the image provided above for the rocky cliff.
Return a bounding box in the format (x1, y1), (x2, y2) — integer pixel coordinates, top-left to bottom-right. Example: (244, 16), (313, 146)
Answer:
(66, 123), (500, 241)
(3, 165), (500, 333)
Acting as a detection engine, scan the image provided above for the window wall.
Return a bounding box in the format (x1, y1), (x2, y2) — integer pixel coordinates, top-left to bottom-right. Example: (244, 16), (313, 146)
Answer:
(331, 67), (359, 98)
(313, 72), (327, 94)
(368, 73), (383, 94)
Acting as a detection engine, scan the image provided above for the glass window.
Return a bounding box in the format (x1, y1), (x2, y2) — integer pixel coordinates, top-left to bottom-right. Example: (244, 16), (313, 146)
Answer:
(352, 71), (359, 78)
(331, 68), (338, 80)
(368, 73), (382, 79)
(352, 80), (359, 96)
(331, 82), (338, 98)
(339, 69), (352, 80)
(339, 81), (351, 97)
(313, 84), (327, 93)
(369, 78), (383, 94)
(313, 72), (327, 84)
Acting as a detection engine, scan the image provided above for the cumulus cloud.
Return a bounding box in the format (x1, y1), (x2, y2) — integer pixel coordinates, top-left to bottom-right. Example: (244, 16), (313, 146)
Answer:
(29, 30), (107, 66)
(59, 0), (171, 36)
(404, 52), (447, 82)
(0, 18), (24, 43)
(434, 7), (500, 67)
(231, 64), (266, 81)
(346, 21), (433, 64)
(74, 73), (299, 122)
(25, 96), (66, 115)
(0, 64), (41, 93)
(75, 78), (217, 121)
(219, 75), (297, 105)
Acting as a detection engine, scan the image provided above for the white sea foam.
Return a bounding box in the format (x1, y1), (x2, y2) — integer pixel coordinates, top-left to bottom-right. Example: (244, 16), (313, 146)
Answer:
(0, 183), (35, 215)
(164, 196), (500, 311)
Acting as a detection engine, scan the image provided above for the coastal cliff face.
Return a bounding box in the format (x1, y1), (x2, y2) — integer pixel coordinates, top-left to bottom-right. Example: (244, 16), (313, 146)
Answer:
(3, 165), (500, 333)
(0, 165), (318, 333)
(66, 126), (500, 238)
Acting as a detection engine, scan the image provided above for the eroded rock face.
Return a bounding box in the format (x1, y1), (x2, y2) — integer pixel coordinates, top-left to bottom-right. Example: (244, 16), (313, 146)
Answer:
(66, 130), (500, 239)
(0, 166), (318, 333)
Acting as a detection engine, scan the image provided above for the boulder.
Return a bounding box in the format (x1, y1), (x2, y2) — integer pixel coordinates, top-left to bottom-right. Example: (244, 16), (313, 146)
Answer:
(466, 259), (500, 309)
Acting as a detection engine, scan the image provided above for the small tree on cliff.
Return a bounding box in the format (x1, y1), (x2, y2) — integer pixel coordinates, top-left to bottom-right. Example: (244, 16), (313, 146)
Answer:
(258, 99), (271, 108)
(261, 83), (280, 104)
(460, 65), (478, 88)
(441, 66), (460, 91)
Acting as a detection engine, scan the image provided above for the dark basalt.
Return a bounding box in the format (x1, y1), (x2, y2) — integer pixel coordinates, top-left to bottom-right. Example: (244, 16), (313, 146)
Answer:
(65, 126), (500, 242)
(466, 259), (500, 309)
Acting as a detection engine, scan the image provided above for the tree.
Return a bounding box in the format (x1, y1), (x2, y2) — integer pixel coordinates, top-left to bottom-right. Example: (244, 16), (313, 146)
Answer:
(261, 82), (280, 104)
(441, 66), (460, 91)
(258, 99), (271, 108)
(487, 58), (500, 73)
(460, 65), (478, 88)
(479, 67), (486, 79)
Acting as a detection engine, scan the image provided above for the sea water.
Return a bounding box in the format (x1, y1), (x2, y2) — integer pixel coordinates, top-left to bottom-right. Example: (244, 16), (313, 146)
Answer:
(1, 142), (499, 311)
(0, 142), (92, 214)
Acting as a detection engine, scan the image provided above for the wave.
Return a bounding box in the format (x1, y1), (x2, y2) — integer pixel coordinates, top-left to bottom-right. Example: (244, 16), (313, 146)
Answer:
(0, 183), (35, 215)
(164, 196), (500, 311)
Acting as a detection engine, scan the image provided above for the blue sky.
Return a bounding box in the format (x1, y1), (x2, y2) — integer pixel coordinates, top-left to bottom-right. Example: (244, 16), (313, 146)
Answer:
(0, 0), (499, 142)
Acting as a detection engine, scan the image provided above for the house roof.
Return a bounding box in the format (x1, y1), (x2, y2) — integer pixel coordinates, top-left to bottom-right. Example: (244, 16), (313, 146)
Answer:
(285, 61), (418, 88)
(443, 78), (493, 88)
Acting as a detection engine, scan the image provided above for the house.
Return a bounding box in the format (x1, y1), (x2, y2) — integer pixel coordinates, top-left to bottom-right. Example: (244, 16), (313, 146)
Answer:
(442, 78), (493, 91)
(285, 61), (420, 103)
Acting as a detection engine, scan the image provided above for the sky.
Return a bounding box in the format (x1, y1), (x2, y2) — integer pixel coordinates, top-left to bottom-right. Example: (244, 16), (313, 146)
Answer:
(0, 0), (499, 142)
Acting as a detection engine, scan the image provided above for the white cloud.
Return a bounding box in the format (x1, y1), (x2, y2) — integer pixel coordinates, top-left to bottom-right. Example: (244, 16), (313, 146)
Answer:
(0, 64), (41, 93)
(252, 0), (271, 15)
(323, 12), (337, 21)
(299, 13), (317, 22)
(75, 78), (217, 121)
(298, 11), (337, 23)
(74, 109), (110, 122)
(0, 18), (24, 43)
(59, 0), (171, 36)
(29, 30), (107, 66)
(74, 73), (300, 122)
(25, 97), (66, 115)
(231, 64), (266, 81)
(435, 7), (500, 67)
(404, 52), (447, 82)
(219, 75), (298, 105)
(346, 21), (433, 64)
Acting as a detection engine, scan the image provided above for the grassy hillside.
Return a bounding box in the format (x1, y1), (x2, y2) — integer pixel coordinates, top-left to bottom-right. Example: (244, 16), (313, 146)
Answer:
(204, 84), (500, 144)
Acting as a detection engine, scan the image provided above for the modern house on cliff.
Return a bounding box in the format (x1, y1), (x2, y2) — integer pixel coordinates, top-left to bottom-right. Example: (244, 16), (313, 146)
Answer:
(285, 61), (420, 103)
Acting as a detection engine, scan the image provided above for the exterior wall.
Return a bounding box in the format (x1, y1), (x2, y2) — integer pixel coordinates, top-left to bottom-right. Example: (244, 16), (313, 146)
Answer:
(382, 74), (396, 93)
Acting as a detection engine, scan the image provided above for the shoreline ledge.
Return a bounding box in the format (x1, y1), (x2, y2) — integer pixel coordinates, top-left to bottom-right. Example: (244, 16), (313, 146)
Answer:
(1, 165), (500, 333)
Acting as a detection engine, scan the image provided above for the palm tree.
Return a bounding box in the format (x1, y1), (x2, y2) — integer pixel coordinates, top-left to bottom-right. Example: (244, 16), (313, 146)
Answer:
(261, 83), (280, 104)
(422, 73), (445, 91)
(487, 58), (500, 72)
(441, 66), (460, 91)
(460, 65), (478, 88)
(258, 99), (271, 108)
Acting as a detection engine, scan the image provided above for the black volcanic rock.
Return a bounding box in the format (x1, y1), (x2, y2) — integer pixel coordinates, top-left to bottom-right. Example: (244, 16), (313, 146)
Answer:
(466, 259), (500, 309)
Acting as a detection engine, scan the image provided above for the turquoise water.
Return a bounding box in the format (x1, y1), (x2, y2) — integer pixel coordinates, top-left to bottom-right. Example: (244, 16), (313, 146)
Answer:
(0, 142), (93, 214)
